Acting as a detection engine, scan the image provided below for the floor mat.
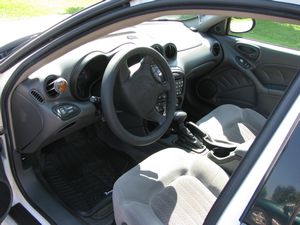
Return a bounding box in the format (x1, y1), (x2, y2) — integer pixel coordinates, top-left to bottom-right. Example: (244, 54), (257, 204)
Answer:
(40, 134), (135, 217)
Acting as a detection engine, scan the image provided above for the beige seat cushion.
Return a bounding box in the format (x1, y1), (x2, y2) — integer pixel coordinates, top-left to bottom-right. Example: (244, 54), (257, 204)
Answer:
(151, 175), (217, 225)
(197, 104), (266, 147)
(113, 148), (229, 225)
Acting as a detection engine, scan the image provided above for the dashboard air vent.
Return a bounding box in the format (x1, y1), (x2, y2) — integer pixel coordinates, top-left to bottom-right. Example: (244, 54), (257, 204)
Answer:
(212, 43), (221, 56)
(151, 44), (164, 56)
(164, 43), (177, 59)
(30, 90), (44, 103)
(45, 75), (59, 98)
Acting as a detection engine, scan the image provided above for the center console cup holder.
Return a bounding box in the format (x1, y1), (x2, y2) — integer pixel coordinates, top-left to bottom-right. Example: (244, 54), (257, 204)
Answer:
(211, 146), (236, 158)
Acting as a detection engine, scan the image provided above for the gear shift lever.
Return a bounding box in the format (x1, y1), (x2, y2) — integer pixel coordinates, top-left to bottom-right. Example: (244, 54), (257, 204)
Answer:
(174, 111), (187, 126)
(174, 111), (195, 142)
(173, 111), (206, 153)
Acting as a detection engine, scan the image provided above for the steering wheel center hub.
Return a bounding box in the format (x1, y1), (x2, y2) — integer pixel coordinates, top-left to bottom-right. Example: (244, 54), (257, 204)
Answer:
(101, 46), (176, 146)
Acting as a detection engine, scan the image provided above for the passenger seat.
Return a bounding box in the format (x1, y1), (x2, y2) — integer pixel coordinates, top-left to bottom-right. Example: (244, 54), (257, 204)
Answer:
(196, 104), (266, 150)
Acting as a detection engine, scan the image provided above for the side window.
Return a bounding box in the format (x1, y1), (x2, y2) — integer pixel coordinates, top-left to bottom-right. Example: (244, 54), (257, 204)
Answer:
(229, 18), (300, 51)
(242, 121), (300, 225)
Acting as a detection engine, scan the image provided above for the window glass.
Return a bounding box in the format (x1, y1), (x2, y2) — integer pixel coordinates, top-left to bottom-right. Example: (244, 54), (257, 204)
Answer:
(154, 15), (198, 21)
(0, 0), (98, 18)
(230, 19), (300, 51)
(243, 121), (300, 225)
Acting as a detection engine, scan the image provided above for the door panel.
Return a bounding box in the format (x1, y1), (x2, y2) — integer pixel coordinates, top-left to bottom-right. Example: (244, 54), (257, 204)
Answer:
(232, 37), (300, 116)
(196, 67), (256, 108)
(255, 64), (296, 90)
(185, 35), (300, 118)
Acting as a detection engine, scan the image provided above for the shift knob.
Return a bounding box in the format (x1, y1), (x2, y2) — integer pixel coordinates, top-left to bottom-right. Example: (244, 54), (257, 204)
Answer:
(173, 111), (187, 124)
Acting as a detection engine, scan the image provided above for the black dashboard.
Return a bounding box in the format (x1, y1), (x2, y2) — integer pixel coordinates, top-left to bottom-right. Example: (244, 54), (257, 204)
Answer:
(11, 21), (223, 153)
(70, 52), (109, 101)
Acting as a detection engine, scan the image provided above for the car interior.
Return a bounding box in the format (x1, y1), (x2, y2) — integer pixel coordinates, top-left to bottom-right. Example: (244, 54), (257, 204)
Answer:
(6, 11), (300, 225)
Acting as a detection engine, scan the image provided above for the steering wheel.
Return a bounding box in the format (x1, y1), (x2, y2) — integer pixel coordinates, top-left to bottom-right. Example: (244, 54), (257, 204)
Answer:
(101, 46), (176, 146)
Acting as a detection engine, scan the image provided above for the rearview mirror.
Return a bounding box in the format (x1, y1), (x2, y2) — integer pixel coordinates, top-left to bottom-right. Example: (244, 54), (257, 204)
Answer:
(229, 17), (255, 33)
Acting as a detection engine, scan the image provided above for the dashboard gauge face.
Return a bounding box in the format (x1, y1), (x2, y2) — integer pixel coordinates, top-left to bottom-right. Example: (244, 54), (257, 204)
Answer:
(71, 53), (109, 101)
(76, 68), (92, 99)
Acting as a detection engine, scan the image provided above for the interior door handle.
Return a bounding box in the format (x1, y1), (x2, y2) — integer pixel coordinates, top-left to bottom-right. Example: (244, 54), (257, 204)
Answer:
(236, 43), (260, 60)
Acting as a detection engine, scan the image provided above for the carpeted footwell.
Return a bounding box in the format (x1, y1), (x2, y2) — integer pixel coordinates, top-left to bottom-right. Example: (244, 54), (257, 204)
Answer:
(39, 134), (135, 217)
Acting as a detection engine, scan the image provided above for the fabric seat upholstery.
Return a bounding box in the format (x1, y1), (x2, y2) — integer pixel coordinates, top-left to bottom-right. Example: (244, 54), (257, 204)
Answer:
(197, 104), (266, 148)
(113, 148), (229, 225)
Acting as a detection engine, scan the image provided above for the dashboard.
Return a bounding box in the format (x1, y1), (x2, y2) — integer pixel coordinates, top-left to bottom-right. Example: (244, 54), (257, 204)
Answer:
(70, 52), (109, 101)
(11, 21), (223, 153)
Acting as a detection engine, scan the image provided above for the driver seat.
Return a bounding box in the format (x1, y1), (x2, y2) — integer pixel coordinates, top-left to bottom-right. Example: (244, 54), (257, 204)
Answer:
(113, 148), (229, 225)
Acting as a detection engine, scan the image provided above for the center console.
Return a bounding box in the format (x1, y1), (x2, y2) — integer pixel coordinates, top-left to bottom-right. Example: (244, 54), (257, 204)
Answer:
(172, 67), (185, 109)
(206, 140), (250, 174)
(154, 67), (245, 174)
(156, 67), (185, 114)
(159, 108), (245, 175)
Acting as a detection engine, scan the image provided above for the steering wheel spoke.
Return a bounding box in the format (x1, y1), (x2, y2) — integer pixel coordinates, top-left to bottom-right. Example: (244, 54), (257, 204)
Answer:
(159, 82), (171, 93)
(141, 55), (153, 69)
(119, 61), (131, 83)
(145, 108), (165, 125)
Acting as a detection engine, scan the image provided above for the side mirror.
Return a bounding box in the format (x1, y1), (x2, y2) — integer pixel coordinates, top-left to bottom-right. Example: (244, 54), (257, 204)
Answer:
(229, 18), (256, 33)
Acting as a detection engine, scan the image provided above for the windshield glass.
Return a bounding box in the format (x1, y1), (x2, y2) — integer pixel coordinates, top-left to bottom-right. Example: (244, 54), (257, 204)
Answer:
(0, 0), (198, 60)
(155, 15), (198, 21)
(0, 0), (196, 46)
(0, 0), (99, 48)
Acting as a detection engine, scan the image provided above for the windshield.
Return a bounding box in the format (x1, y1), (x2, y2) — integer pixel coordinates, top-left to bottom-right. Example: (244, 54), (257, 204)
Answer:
(155, 15), (198, 21)
(0, 0), (99, 43)
(0, 0), (99, 58)
(0, 0), (195, 45)
(0, 0), (198, 60)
